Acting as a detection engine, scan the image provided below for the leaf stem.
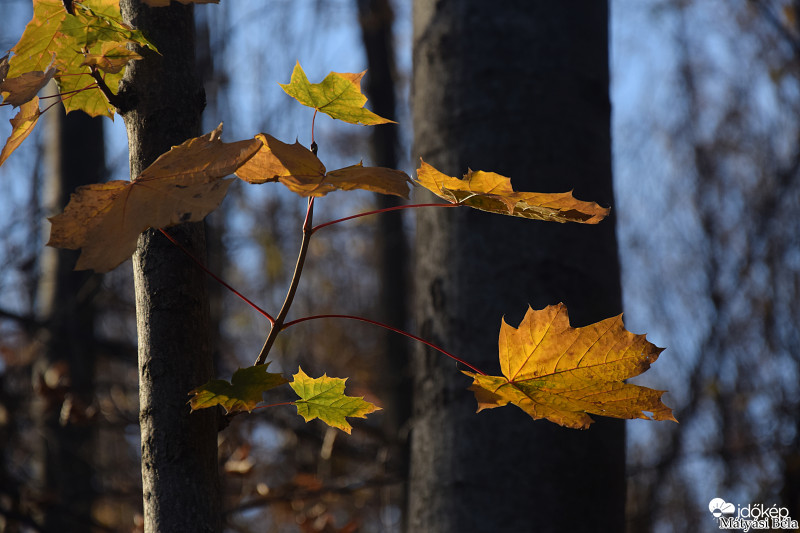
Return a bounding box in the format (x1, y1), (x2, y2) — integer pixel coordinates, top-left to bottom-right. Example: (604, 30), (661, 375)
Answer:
(310, 110), (318, 155)
(88, 66), (124, 109)
(252, 401), (295, 411)
(254, 197), (315, 365)
(158, 228), (275, 324)
(281, 314), (487, 375)
(311, 202), (459, 234)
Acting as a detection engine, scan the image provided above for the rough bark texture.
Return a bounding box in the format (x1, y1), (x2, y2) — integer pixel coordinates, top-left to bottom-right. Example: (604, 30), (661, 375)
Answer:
(118, 2), (220, 532)
(409, 2), (625, 532)
(33, 103), (103, 533)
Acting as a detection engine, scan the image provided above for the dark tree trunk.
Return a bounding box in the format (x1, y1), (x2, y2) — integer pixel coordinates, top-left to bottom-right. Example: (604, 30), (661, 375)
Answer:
(118, 2), (220, 532)
(410, 2), (625, 532)
(356, 0), (411, 485)
(34, 103), (104, 533)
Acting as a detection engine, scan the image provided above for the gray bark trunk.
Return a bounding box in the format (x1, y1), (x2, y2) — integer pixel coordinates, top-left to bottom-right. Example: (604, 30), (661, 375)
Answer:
(118, 2), (220, 532)
(410, 2), (625, 532)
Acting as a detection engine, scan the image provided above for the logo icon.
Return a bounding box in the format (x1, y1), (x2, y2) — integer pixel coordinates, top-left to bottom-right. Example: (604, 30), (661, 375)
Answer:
(709, 498), (736, 518)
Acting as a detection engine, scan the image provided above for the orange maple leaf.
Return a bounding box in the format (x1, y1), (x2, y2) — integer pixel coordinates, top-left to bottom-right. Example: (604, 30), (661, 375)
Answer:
(464, 303), (676, 429)
(415, 160), (609, 223)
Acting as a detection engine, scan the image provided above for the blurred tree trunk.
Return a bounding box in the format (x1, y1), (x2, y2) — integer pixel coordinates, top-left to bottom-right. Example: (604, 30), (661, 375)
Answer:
(355, 0), (411, 504)
(119, 2), (220, 532)
(33, 98), (104, 532)
(410, 2), (625, 532)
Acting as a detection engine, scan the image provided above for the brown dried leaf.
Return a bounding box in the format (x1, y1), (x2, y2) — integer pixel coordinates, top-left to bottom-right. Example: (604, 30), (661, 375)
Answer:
(47, 124), (261, 272)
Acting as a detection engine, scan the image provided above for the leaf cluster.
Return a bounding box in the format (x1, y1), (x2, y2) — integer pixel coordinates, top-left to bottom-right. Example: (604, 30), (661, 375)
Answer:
(0, 2), (674, 434)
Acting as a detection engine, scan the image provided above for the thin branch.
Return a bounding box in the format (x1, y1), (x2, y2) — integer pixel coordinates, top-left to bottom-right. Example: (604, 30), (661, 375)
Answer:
(158, 228), (275, 324)
(311, 201), (458, 234)
(254, 197), (315, 365)
(282, 314), (487, 375)
(88, 66), (124, 109)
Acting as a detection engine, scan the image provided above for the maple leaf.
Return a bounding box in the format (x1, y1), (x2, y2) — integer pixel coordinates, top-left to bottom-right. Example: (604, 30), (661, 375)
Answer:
(415, 160), (609, 224)
(6, 0), (155, 117)
(0, 57), (57, 107)
(279, 61), (395, 126)
(463, 303), (676, 429)
(141, 0), (219, 5)
(236, 133), (410, 198)
(290, 367), (381, 434)
(47, 124), (262, 272)
(189, 363), (289, 414)
(80, 42), (143, 74)
(0, 98), (42, 167)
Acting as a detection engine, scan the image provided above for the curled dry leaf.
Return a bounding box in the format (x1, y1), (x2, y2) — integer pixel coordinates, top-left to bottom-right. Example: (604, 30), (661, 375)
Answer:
(236, 133), (410, 198)
(0, 58), (56, 107)
(464, 303), (676, 429)
(415, 160), (609, 223)
(0, 97), (41, 167)
(47, 124), (262, 272)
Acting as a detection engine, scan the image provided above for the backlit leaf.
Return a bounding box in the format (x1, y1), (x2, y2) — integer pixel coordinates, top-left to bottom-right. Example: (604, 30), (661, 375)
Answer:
(142, 0), (219, 5)
(236, 134), (410, 198)
(0, 60), (56, 107)
(189, 363), (289, 414)
(290, 367), (381, 434)
(463, 303), (676, 429)
(0, 98), (42, 167)
(279, 61), (395, 125)
(6, 0), (155, 117)
(415, 160), (609, 223)
(47, 124), (262, 272)
(80, 42), (143, 74)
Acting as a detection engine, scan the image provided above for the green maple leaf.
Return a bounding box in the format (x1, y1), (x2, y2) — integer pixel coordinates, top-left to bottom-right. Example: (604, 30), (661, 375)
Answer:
(5, 0), (156, 117)
(464, 303), (676, 429)
(189, 363), (289, 414)
(290, 367), (381, 434)
(279, 61), (395, 126)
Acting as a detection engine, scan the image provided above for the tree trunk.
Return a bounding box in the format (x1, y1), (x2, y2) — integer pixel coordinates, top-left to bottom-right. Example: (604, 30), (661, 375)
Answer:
(118, 2), (220, 532)
(409, 2), (625, 532)
(356, 0), (411, 487)
(33, 100), (103, 533)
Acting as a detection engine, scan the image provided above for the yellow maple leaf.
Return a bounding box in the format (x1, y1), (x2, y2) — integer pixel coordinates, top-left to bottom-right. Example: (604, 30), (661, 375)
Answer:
(47, 124), (261, 272)
(415, 160), (609, 223)
(0, 98), (41, 167)
(463, 303), (676, 429)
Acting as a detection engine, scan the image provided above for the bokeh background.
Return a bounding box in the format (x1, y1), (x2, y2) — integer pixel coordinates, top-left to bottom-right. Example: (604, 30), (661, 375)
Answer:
(1, 1), (798, 531)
